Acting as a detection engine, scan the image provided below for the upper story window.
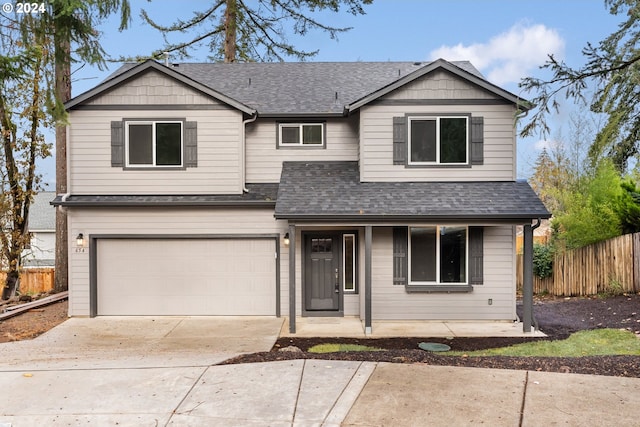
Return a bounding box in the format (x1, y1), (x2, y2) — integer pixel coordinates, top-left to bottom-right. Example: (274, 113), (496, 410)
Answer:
(277, 122), (325, 148)
(126, 121), (183, 167)
(408, 116), (468, 165)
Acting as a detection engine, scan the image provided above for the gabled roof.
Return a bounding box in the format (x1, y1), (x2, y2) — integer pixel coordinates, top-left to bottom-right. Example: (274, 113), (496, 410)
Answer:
(66, 59), (531, 116)
(275, 162), (550, 221)
(65, 60), (256, 114)
(346, 58), (533, 112)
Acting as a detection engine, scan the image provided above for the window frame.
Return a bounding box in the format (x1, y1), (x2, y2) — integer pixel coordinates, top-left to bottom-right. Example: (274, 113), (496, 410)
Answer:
(408, 225), (469, 286)
(276, 122), (326, 148)
(124, 119), (185, 168)
(407, 114), (470, 166)
(343, 233), (357, 293)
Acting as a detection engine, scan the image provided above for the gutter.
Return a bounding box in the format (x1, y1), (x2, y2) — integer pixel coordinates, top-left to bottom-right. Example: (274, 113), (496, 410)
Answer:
(274, 214), (552, 222)
(53, 200), (277, 208)
(241, 113), (258, 193)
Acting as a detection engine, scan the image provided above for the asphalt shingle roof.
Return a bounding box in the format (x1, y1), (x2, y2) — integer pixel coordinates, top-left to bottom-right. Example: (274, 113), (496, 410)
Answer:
(104, 61), (486, 115)
(51, 184), (278, 207)
(274, 162), (550, 221)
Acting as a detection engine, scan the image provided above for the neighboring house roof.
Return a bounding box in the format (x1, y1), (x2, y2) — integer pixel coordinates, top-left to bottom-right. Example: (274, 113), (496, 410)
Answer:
(51, 183), (278, 207)
(28, 191), (56, 232)
(23, 259), (55, 268)
(65, 59), (531, 116)
(274, 162), (551, 221)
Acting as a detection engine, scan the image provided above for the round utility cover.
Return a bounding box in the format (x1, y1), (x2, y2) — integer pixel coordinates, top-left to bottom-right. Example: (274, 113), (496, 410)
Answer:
(418, 342), (451, 352)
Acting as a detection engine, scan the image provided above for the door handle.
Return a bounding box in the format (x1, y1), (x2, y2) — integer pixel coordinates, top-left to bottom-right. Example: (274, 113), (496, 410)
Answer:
(335, 268), (339, 293)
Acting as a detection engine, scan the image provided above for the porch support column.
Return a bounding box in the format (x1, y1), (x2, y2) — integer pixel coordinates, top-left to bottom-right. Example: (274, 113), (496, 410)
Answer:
(522, 223), (534, 333)
(288, 223), (296, 333)
(364, 225), (372, 335)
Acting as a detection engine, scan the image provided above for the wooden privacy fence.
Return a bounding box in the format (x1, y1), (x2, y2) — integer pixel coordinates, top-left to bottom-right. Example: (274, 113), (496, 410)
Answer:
(0, 268), (55, 295)
(517, 232), (640, 296)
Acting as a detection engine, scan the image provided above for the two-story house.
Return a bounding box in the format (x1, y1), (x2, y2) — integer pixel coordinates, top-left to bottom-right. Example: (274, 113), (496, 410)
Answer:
(54, 59), (549, 334)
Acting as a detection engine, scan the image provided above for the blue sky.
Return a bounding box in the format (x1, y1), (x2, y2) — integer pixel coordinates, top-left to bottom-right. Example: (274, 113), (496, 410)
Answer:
(41, 0), (622, 187)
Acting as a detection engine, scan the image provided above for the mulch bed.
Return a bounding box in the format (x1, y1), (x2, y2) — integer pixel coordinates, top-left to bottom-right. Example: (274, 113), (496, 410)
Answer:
(3, 293), (640, 377)
(221, 294), (640, 378)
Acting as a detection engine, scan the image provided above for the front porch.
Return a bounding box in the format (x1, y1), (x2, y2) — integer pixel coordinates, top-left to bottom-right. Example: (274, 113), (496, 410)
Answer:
(275, 162), (551, 335)
(280, 317), (546, 338)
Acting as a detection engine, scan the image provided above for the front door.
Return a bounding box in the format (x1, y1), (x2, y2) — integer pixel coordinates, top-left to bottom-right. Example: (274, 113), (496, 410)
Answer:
(304, 233), (340, 313)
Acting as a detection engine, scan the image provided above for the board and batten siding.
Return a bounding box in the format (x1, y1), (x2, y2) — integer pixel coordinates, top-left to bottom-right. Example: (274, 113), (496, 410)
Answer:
(70, 70), (244, 195)
(67, 208), (289, 316)
(359, 70), (517, 182)
(245, 116), (359, 183)
(370, 226), (516, 321)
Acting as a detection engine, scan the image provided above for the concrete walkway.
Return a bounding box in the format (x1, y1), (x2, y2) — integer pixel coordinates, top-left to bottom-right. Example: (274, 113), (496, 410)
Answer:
(281, 316), (546, 338)
(2, 359), (640, 426)
(1, 317), (639, 426)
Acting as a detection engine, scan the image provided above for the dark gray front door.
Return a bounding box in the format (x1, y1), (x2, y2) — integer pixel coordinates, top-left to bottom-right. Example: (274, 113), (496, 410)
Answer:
(304, 234), (340, 312)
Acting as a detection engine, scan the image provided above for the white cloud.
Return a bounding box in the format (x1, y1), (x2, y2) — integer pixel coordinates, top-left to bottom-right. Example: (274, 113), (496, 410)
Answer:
(534, 139), (552, 152)
(533, 138), (562, 152)
(429, 23), (565, 85)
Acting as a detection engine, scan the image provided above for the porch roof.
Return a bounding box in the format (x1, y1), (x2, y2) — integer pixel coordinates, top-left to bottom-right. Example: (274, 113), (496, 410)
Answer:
(274, 161), (550, 222)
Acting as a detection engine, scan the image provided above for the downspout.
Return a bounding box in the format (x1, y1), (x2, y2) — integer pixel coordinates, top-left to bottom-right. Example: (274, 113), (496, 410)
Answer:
(241, 112), (258, 193)
(59, 124), (71, 212)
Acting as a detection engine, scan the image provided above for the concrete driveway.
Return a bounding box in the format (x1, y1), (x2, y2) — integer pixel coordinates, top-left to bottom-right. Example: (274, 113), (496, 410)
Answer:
(3, 316), (640, 426)
(0, 316), (284, 370)
(0, 316), (372, 426)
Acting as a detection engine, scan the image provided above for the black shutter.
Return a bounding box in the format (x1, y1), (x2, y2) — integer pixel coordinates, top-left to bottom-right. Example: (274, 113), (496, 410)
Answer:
(393, 116), (407, 165)
(184, 121), (198, 167)
(471, 116), (484, 165)
(393, 227), (408, 285)
(469, 226), (484, 284)
(111, 121), (124, 167)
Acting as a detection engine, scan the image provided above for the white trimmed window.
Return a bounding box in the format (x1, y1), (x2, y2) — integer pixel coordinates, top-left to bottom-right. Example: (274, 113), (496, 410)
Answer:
(125, 121), (183, 167)
(278, 123), (324, 147)
(343, 234), (356, 293)
(408, 116), (468, 164)
(409, 226), (468, 284)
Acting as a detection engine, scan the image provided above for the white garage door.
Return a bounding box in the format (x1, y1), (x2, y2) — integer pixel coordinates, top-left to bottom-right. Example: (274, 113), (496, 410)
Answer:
(96, 238), (276, 315)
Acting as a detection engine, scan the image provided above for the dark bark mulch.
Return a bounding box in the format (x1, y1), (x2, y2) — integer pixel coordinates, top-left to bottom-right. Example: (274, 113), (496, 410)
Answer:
(221, 294), (640, 378)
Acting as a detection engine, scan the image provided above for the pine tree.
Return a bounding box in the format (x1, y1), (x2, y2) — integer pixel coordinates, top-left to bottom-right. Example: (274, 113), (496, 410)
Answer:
(141, 0), (372, 62)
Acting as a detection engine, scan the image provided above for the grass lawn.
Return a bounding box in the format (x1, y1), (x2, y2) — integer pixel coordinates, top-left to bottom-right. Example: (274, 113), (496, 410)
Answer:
(446, 329), (640, 357)
(306, 329), (640, 357)
(308, 343), (384, 353)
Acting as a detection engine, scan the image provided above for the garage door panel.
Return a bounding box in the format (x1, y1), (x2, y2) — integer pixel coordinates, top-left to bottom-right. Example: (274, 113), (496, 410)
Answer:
(97, 239), (276, 315)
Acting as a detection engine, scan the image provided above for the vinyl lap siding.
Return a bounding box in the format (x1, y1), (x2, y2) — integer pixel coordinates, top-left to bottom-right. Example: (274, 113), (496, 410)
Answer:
(67, 208), (289, 316)
(69, 109), (243, 194)
(245, 116), (359, 183)
(371, 226), (516, 321)
(360, 69), (517, 182)
(360, 105), (516, 182)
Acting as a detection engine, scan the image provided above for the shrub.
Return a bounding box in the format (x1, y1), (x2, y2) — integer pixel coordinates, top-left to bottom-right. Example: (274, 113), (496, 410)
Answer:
(533, 243), (554, 279)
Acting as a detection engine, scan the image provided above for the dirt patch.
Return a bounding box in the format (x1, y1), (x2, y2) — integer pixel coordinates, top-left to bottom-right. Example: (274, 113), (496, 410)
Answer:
(221, 294), (640, 378)
(0, 299), (68, 342)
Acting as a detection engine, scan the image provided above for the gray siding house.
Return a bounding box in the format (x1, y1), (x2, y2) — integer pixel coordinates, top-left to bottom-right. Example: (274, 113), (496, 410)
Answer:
(54, 59), (549, 333)
(23, 191), (56, 268)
